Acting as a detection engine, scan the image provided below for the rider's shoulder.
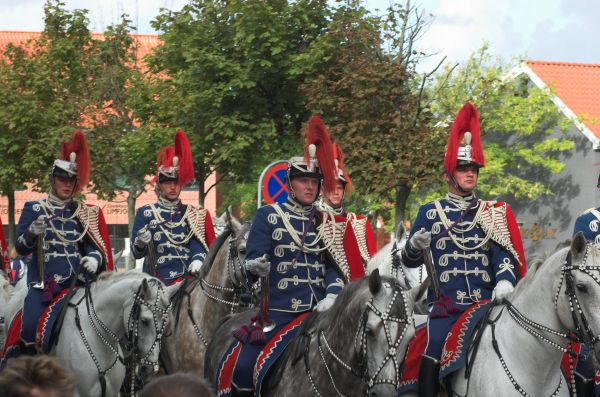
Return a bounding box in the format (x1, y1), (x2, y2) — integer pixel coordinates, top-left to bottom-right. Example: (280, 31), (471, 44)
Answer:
(576, 207), (600, 219)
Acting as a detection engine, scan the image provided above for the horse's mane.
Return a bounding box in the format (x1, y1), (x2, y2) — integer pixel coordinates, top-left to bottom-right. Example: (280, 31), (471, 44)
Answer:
(197, 228), (232, 280)
(94, 270), (150, 287)
(511, 248), (564, 297)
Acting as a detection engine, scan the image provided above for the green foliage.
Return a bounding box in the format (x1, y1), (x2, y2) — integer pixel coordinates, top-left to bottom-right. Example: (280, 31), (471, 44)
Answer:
(427, 45), (573, 204)
(144, 0), (332, 205)
(302, 1), (440, 227)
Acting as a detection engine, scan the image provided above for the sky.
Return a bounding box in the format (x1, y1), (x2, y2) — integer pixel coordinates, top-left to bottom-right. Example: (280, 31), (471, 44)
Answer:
(1, 0), (598, 69)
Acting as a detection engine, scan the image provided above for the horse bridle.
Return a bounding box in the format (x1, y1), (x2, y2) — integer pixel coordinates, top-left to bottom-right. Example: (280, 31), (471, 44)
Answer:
(487, 245), (599, 397)
(125, 280), (171, 394)
(306, 285), (410, 396)
(557, 246), (600, 349)
(199, 227), (249, 312)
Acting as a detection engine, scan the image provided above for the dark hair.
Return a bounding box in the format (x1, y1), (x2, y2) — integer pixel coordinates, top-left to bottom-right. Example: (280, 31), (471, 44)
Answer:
(139, 373), (215, 397)
(0, 355), (77, 397)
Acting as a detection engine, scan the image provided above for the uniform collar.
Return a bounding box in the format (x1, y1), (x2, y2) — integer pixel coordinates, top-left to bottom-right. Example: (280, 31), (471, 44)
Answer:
(446, 191), (478, 210)
(283, 197), (313, 214)
(47, 191), (68, 208)
(158, 196), (181, 209)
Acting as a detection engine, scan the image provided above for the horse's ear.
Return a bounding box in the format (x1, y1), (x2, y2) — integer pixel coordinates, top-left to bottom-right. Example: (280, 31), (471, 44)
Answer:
(369, 268), (382, 296)
(571, 232), (588, 261)
(409, 277), (429, 303)
(226, 208), (243, 236)
(141, 278), (149, 295)
(395, 221), (405, 241)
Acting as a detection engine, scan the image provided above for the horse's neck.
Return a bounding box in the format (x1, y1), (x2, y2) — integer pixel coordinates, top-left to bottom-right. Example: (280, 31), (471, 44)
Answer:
(86, 278), (138, 339)
(200, 242), (237, 321)
(494, 262), (567, 379)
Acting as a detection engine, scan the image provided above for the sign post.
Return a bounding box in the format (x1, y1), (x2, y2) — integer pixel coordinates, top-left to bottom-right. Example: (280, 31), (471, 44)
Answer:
(257, 160), (289, 207)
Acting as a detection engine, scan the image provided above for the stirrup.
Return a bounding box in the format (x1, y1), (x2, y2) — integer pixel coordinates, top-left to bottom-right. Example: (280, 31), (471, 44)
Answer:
(231, 382), (254, 397)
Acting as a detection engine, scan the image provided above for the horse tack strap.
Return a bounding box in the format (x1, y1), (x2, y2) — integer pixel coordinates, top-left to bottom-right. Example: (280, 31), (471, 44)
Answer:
(489, 310), (564, 397)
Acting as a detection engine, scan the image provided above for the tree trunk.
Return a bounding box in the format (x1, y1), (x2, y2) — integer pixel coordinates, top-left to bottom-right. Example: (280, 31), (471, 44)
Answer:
(394, 182), (412, 237)
(7, 184), (15, 248)
(126, 190), (137, 270)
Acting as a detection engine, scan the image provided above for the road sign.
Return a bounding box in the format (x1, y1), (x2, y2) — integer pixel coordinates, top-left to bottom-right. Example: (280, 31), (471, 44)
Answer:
(258, 161), (289, 206)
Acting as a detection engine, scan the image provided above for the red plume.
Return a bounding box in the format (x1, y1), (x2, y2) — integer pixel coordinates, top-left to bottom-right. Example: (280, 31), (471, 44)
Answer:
(333, 141), (354, 192)
(305, 116), (337, 196)
(444, 102), (485, 175)
(61, 130), (90, 193)
(174, 130), (194, 187)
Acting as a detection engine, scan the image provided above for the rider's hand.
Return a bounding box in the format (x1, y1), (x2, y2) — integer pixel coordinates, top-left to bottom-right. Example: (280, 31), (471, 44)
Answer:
(408, 228), (431, 252)
(28, 216), (47, 237)
(188, 259), (203, 275)
(245, 255), (270, 277)
(81, 256), (99, 274)
(135, 227), (152, 248)
(315, 293), (337, 312)
(492, 280), (514, 302)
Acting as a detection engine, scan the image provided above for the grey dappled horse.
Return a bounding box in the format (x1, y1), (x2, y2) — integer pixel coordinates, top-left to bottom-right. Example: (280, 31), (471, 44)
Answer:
(3, 271), (174, 397)
(205, 270), (428, 397)
(160, 212), (250, 378)
(400, 233), (600, 397)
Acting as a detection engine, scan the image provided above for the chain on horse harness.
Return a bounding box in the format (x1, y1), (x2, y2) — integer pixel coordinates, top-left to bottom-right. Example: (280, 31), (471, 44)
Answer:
(304, 285), (410, 396)
(124, 279), (171, 396)
(486, 245), (599, 397)
(184, 229), (248, 347)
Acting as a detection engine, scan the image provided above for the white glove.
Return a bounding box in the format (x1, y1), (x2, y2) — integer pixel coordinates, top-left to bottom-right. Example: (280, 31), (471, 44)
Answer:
(81, 256), (99, 274)
(135, 227), (152, 248)
(245, 255), (270, 277)
(409, 228), (431, 251)
(315, 293), (337, 312)
(492, 279), (514, 302)
(188, 259), (203, 275)
(28, 216), (47, 237)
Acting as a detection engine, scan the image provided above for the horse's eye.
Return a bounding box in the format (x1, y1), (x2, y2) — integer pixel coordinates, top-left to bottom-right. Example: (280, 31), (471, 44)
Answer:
(365, 326), (375, 337)
(576, 283), (589, 294)
(141, 318), (151, 327)
(239, 247), (247, 255)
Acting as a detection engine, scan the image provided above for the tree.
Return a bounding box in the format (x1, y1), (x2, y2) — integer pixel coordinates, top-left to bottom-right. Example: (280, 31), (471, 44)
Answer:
(302, 1), (441, 229)
(145, 0), (332, 206)
(0, 0), (97, 245)
(421, 45), (573, 216)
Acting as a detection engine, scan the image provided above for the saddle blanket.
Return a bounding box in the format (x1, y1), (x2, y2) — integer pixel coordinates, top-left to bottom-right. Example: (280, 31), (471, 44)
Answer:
(216, 312), (309, 397)
(1, 287), (76, 364)
(398, 300), (491, 393)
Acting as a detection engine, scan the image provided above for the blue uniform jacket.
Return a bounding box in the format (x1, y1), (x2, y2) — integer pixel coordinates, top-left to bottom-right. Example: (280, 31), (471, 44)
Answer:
(16, 200), (102, 286)
(403, 195), (517, 308)
(573, 207), (600, 245)
(246, 201), (344, 313)
(131, 202), (207, 283)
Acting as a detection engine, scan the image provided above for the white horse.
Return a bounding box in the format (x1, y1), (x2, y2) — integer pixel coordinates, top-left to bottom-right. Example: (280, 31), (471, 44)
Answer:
(3, 271), (175, 397)
(400, 233), (600, 396)
(367, 224), (429, 316)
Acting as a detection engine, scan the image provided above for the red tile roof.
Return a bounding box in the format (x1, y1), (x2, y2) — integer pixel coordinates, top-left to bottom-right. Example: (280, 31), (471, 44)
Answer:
(0, 31), (160, 63)
(526, 60), (600, 139)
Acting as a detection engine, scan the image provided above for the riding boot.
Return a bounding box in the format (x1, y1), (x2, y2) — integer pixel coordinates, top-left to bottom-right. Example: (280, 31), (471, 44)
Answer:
(574, 373), (594, 397)
(418, 356), (440, 397)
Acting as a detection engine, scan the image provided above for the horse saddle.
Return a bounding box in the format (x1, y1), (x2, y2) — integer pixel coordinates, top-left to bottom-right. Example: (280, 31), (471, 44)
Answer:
(398, 300), (492, 394)
(215, 312), (309, 397)
(1, 287), (78, 364)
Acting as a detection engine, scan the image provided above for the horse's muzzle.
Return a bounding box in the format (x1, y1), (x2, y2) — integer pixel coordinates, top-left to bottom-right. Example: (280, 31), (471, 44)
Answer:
(368, 384), (397, 397)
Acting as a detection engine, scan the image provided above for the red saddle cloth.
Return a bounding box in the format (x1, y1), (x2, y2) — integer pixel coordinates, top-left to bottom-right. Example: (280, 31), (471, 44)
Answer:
(398, 300), (492, 393)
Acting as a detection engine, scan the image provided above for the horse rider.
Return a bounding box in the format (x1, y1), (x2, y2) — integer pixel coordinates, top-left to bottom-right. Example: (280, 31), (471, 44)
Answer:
(570, 172), (600, 397)
(402, 102), (526, 397)
(131, 131), (215, 286)
(15, 130), (113, 355)
(318, 139), (376, 280)
(230, 115), (345, 396)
